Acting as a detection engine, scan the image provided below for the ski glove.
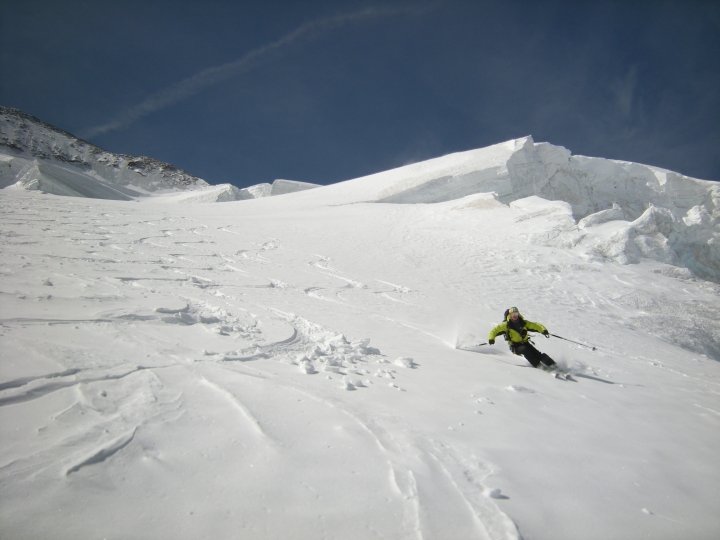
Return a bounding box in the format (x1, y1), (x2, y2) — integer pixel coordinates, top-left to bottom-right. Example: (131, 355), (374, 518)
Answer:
(489, 339), (495, 345)
(543, 330), (550, 338)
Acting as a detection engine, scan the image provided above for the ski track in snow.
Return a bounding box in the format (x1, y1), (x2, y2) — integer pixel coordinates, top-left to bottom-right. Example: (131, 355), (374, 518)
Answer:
(196, 375), (275, 444)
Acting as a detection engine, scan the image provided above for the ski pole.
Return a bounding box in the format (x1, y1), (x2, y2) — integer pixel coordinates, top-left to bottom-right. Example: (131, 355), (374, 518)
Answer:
(550, 334), (597, 351)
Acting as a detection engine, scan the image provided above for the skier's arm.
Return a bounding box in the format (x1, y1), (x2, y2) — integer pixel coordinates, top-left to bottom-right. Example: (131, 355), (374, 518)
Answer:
(526, 321), (549, 335)
(488, 322), (507, 342)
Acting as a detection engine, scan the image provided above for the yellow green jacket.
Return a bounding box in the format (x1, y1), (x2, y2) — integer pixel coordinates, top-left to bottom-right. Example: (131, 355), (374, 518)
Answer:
(489, 318), (547, 344)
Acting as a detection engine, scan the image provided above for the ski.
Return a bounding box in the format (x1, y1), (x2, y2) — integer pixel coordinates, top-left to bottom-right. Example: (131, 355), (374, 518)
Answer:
(539, 365), (577, 381)
(553, 371), (577, 382)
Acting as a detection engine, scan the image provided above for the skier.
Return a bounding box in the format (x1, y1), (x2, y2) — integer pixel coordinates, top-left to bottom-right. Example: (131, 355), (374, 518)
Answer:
(488, 307), (557, 369)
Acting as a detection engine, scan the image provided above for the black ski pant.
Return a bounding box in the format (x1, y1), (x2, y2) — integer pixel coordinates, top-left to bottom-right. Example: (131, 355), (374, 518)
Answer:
(511, 342), (556, 368)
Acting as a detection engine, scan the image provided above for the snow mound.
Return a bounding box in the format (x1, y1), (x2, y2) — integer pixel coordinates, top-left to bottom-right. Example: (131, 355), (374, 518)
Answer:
(144, 183), (248, 203)
(237, 179), (319, 199)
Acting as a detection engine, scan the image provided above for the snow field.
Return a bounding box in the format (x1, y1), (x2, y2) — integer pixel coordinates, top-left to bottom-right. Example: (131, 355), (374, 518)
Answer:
(1, 171), (719, 540)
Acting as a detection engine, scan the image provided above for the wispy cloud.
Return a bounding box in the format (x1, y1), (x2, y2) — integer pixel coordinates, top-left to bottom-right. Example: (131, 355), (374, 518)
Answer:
(611, 66), (638, 118)
(82, 6), (428, 139)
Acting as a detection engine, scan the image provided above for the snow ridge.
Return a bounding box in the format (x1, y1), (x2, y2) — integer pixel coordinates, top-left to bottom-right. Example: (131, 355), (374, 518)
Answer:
(0, 107), (321, 202)
(0, 106), (209, 195)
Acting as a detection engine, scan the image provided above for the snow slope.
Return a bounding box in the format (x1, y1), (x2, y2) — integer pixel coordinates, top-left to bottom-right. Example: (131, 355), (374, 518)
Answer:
(1, 140), (719, 540)
(3, 109), (717, 281)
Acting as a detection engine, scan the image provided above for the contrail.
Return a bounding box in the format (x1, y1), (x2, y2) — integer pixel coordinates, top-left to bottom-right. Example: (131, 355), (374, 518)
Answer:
(82, 6), (427, 139)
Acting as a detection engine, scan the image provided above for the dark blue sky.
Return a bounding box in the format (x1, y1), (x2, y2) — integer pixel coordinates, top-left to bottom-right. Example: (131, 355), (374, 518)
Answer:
(2, 0), (719, 187)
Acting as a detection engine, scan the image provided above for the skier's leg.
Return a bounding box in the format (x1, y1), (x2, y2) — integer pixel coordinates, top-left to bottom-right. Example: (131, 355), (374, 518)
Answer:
(525, 343), (556, 369)
(539, 352), (556, 368)
(516, 343), (540, 367)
